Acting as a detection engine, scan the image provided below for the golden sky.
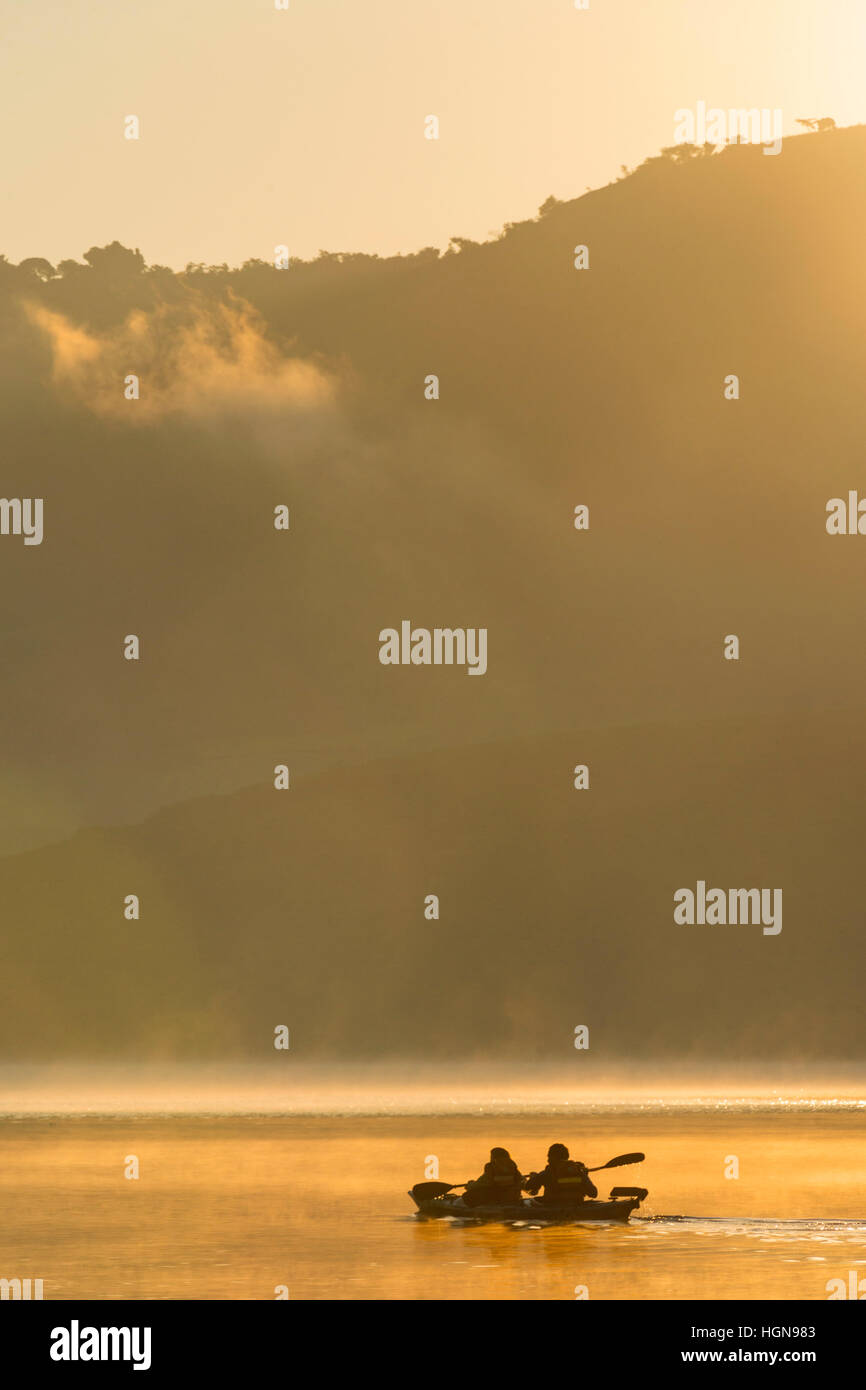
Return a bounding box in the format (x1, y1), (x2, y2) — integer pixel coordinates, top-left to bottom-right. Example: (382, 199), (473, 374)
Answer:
(2, 0), (864, 268)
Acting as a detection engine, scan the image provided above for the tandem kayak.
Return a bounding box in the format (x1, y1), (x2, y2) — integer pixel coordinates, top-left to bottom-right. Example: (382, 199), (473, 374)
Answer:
(409, 1186), (648, 1224)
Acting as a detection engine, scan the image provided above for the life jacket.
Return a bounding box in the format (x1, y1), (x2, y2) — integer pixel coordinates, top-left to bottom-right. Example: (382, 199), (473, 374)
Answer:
(464, 1161), (522, 1205)
(542, 1159), (591, 1201)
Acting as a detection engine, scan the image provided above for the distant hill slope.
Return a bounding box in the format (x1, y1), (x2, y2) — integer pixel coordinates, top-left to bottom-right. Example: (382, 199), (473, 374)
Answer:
(1, 710), (864, 1062)
(0, 128), (864, 1060)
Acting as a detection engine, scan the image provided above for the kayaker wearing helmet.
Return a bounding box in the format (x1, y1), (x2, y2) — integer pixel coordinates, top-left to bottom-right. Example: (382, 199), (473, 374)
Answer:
(463, 1147), (526, 1207)
(525, 1143), (598, 1203)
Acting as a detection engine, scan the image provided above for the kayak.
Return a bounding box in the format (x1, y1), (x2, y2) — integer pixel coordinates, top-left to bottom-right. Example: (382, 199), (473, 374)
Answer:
(409, 1188), (647, 1223)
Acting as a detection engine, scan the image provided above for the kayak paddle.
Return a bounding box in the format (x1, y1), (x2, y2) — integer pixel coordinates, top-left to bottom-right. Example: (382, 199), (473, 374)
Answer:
(411, 1180), (471, 1201)
(586, 1152), (644, 1172)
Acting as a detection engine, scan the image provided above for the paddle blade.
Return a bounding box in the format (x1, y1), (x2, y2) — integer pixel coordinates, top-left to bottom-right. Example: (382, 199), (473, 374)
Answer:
(587, 1152), (645, 1172)
(411, 1180), (456, 1201)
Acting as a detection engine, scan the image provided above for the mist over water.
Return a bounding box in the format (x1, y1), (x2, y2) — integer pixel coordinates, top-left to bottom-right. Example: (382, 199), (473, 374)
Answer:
(2, 1062), (866, 1116)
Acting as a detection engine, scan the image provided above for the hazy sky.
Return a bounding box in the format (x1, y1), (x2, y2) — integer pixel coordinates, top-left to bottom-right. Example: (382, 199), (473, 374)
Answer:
(2, 0), (864, 269)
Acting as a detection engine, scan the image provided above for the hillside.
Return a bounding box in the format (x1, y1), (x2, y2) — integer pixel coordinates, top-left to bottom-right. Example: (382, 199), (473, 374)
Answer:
(0, 127), (864, 1060)
(1, 709), (864, 1061)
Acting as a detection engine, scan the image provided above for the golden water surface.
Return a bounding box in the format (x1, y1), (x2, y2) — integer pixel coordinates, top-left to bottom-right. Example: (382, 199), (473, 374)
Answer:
(1, 1105), (864, 1300)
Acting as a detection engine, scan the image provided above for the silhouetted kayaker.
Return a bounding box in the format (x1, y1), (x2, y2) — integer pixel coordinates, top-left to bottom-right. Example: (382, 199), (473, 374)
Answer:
(525, 1143), (598, 1203)
(463, 1147), (525, 1207)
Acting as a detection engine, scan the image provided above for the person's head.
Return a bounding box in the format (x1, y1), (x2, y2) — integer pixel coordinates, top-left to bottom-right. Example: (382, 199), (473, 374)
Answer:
(547, 1143), (569, 1163)
(490, 1146), (512, 1169)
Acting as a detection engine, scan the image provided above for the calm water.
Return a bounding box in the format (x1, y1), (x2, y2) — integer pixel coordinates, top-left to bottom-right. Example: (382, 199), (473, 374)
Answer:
(1, 1105), (864, 1300)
